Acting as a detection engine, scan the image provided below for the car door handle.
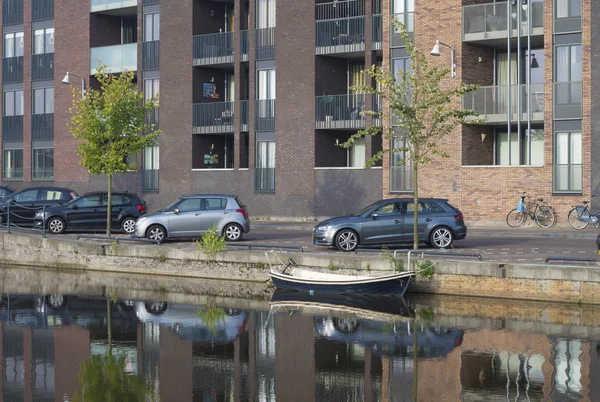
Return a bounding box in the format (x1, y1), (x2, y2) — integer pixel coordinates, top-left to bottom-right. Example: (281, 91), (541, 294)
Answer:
(426, 218), (432, 222)
(195, 213), (202, 216)
(395, 219), (401, 224)
(223, 211), (228, 214)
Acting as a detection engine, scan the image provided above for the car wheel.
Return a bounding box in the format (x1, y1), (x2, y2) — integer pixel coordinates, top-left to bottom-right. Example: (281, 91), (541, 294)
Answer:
(429, 226), (454, 249)
(47, 217), (66, 234)
(147, 225), (166, 244)
(145, 301), (167, 315)
(47, 294), (66, 309)
(335, 229), (359, 252)
(121, 217), (136, 234)
(333, 317), (359, 333)
(223, 223), (243, 241)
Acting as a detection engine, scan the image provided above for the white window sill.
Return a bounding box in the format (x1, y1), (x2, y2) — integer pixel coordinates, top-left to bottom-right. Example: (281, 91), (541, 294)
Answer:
(191, 168), (235, 171)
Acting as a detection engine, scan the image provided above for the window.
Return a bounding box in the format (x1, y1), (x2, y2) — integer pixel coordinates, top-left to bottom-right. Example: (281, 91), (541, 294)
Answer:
(103, 194), (127, 206)
(33, 88), (54, 114)
(33, 28), (54, 55)
(390, 133), (413, 192)
(204, 198), (227, 210)
(144, 78), (159, 124)
(392, 0), (414, 31)
(256, 141), (275, 192)
(177, 198), (201, 212)
(555, 44), (582, 108)
(40, 190), (63, 201)
(76, 195), (101, 207)
(374, 203), (398, 215)
(142, 145), (159, 191)
(14, 189), (37, 202)
(144, 12), (160, 42)
(553, 131), (581, 193)
(556, 0), (581, 18)
(495, 128), (544, 166)
(32, 148), (54, 180)
(257, 69), (275, 101)
(4, 32), (24, 57)
(349, 137), (365, 167)
(3, 149), (23, 179)
(256, 0), (276, 29)
(4, 90), (23, 116)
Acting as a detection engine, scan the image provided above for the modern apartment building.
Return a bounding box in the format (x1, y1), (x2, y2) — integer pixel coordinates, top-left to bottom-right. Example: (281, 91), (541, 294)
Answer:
(0, 0), (595, 221)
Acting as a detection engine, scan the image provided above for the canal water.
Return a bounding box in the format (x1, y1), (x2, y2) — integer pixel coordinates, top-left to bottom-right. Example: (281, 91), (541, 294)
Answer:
(0, 265), (597, 401)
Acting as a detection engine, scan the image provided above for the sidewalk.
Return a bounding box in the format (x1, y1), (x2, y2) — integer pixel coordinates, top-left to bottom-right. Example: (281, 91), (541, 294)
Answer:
(251, 219), (600, 239)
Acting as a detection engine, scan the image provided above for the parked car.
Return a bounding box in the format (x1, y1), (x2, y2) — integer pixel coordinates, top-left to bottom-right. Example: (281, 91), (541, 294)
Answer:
(132, 194), (250, 243)
(0, 187), (78, 226)
(313, 198), (467, 251)
(33, 191), (147, 234)
(0, 185), (14, 200)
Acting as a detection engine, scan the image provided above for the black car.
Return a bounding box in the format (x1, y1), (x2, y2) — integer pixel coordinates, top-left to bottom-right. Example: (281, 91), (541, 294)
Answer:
(33, 191), (147, 234)
(0, 187), (78, 226)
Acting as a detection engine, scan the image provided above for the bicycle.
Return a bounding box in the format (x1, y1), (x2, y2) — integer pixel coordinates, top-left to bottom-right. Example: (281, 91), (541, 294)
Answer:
(506, 192), (556, 228)
(567, 196), (600, 229)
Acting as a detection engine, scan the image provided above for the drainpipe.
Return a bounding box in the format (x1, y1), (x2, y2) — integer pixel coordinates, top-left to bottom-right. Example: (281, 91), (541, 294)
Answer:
(507, 1), (512, 165)
(527, 0), (532, 165)
(516, 0), (522, 165)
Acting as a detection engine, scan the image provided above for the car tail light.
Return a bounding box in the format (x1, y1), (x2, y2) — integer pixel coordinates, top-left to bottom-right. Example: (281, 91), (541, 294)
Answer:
(454, 213), (463, 221)
(236, 208), (248, 219)
(69, 192), (77, 199)
(137, 204), (145, 213)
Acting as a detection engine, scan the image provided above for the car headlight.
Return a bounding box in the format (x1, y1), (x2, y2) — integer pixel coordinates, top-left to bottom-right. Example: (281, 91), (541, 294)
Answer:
(317, 226), (331, 231)
(35, 211), (45, 218)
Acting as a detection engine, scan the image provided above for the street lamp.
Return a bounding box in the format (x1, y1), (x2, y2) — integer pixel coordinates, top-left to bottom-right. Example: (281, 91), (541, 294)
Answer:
(430, 40), (456, 78)
(61, 72), (86, 98)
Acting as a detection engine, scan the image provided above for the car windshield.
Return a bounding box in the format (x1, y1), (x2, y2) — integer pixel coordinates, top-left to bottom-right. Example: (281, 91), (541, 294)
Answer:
(353, 201), (381, 217)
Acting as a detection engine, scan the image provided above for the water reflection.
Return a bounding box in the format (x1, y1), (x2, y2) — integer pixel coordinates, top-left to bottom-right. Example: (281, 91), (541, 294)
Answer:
(0, 285), (598, 401)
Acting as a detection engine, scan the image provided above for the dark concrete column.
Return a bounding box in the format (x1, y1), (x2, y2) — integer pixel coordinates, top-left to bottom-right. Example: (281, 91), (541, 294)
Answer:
(23, 327), (33, 402)
(159, 327), (193, 402)
(364, 349), (373, 402)
(248, 0), (256, 170)
(248, 312), (257, 401)
(54, 326), (91, 400)
(233, 0), (242, 169)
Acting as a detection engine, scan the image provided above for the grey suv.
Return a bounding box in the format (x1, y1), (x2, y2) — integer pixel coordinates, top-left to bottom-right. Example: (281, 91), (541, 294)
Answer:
(133, 194), (250, 243)
(313, 198), (467, 251)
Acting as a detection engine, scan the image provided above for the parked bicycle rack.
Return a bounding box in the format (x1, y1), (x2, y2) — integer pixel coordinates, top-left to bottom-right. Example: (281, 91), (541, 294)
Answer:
(77, 235), (161, 245)
(226, 243), (304, 252)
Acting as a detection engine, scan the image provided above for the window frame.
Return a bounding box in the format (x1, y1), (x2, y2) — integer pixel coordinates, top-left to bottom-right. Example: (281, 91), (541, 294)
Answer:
(553, 130), (582, 194)
(3, 32), (24, 58)
(32, 87), (54, 115)
(3, 90), (23, 117)
(143, 12), (160, 42)
(31, 147), (54, 180)
(32, 27), (54, 55)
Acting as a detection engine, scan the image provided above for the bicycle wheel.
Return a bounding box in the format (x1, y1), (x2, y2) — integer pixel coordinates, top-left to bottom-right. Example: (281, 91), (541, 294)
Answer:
(506, 209), (526, 227)
(568, 208), (590, 230)
(535, 207), (556, 228)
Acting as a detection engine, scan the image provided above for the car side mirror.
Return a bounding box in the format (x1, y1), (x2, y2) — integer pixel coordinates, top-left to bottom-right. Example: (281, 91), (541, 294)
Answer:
(372, 213), (378, 220)
(173, 208), (180, 214)
(70, 204), (78, 209)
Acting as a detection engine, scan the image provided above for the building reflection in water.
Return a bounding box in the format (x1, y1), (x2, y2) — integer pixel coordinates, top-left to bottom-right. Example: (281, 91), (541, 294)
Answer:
(0, 294), (599, 401)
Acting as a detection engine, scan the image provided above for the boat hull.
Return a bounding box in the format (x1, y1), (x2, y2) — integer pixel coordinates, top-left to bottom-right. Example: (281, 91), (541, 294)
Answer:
(270, 271), (413, 296)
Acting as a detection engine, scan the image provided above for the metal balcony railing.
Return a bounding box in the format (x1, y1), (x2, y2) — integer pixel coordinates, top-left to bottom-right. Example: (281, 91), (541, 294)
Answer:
(91, 43), (137, 74)
(315, 94), (366, 129)
(2, 0), (23, 25)
(391, 12), (414, 47)
(372, 15), (382, 49)
(255, 167), (275, 193)
(554, 81), (582, 119)
(2, 56), (23, 84)
(142, 40), (159, 71)
(462, 84), (545, 123)
(316, 0), (365, 20)
(390, 166), (414, 192)
(240, 100), (249, 131)
(32, 113), (54, 141)
(32, 167), (54, 180)
(256, 28), (275, 60)
(142, 169), (159, 191)
(32, 0), (53, 21)
(91, 0), (136, 12)
(462, 1), (544, 41)
(32, 53), (54, 81)
(4, 167), (23, 180)
(193, 32), (233, 65)
(193, 102), (235, 134)
(255, 99), (275, 131)
(316, 16), (365, 54)
(2, 115), (23, 142)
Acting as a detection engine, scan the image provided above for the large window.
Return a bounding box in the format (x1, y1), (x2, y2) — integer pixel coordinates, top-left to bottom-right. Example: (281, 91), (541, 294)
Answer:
(3, 148), (23, 179)
(144, 78), (159, 125)
(144, 12), (160, 42)
(4, 32), (24, 57)
(32, 148), (54, 180)
(257, 0), (276, 29)
(257, 69), (275, 130)
(495, 128), (544, 166)
(255, 141), (275, 192)
(142, 145), (159, 191)
(4, 90), (23, 117)
(33, 87), (53, 114)
(390, 134), (413, 192)
(556, 0), (581, 18)
(33, 28), (54, 55)
(553, 131), (581, 193)
(555, 44), (581, 118)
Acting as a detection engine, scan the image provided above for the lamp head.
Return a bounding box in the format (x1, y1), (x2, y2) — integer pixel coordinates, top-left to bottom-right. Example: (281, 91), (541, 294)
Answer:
(61, 73), (70, 85)
(430, 41), (441, 56)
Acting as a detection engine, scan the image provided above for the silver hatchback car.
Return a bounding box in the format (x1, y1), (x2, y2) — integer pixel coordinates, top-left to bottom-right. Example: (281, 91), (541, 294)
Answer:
(133, 194), (250, 243)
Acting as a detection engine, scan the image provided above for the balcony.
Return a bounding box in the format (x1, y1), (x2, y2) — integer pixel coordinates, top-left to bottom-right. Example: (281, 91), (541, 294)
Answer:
(142, 40), (159, 71)
(90, 43), (137, 74)
(2, 115), (23, 142)
(2, 56), (23, 84)
(316, 94), (367, 129)
(316, 0), (365, 55)
(391, 12), (414, 48)
(462, 84), (544, 124)
(142, 169), (159, 192)
(255, 167), (275, 193)
(256, 28), (275, 61)
(372, 15), (382, 50)
(240, 100), (249, 132)
(32, 113), (53, 141)
(554, 81), (582, 120)
(32, 53), (54, 81)
(90, 0), (136, 13)
(256, 100), (275, 131)
(463, 1), (544, 45)
(193, 102), (235, 134)
(193, 31), (248, 66)
(2, 0), (23, 25)
(32, 0), (53, 21)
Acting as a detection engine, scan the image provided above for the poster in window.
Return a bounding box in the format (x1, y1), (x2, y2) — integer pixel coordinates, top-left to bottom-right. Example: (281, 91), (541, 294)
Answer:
(204, 154), (218, 165)
(203, 83), (219, 99)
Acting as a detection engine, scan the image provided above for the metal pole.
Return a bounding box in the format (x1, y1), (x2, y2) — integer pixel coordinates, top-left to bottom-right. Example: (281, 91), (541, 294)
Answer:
(517, 0), (522, 165)
(41, 205), (47, 238)
(527, 0), (532, 165)
(506, 1), (512, 165)
(7, 201), (10, 234)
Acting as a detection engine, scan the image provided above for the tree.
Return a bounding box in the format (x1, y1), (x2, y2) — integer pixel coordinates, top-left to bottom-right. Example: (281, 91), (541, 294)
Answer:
(68, 65), (159, 235)
(344, 22), (481, 249)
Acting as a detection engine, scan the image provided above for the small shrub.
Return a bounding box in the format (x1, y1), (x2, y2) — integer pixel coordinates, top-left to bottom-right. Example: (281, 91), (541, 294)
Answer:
(327, 264), (337, 271)
(382, 247), (404, 272)
(366, 263), (371, 272)
(417, 307), (435, 323)
(196, 225), (227, 260)
(415, 259), (435, 279)
(158, 254), (166, 263)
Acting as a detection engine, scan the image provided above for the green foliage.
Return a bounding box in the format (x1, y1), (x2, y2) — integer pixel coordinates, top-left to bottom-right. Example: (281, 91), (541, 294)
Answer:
(72, 353), (157, 402)
(158, 254), (166, 263)
(68, 65), (159, 235)
(327, 264), (337, 271)
(342, 21), (481, 250)
(382, 247), (404, 272)
(417, 307), (435, 323)
(415, 259), (435, 279)
(198, 299), (226, 334)
(196, 225), (227, 260)
(366, 263), (371, 272)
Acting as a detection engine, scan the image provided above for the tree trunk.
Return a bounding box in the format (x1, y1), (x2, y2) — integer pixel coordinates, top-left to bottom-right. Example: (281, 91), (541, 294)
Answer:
(412, 321), (419, 401)
(106, 297), (112, 356)
(413, 158), (419, 250)
(106, 174), (112, 236)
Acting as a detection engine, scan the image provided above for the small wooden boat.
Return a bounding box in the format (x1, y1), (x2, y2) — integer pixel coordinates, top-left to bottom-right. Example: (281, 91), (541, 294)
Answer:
(266, 251), (414, 296)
